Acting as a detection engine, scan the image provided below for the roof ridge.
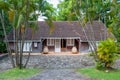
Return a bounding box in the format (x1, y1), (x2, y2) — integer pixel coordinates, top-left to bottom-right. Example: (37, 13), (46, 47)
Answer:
(37, 20), (103, 23)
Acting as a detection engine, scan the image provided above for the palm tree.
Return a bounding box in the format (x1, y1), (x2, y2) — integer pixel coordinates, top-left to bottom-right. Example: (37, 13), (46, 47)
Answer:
(0, 0), (54, 69)
(72, 0), (120, 65)
(72, 0), (113, 60)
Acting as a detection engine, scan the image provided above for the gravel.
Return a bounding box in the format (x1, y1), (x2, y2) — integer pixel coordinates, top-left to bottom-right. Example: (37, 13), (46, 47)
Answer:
(0, 57), (12, 72)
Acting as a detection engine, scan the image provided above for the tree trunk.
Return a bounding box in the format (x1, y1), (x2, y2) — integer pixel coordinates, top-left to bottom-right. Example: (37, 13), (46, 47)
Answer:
(73, 1), (99, 61)
(0, 13), (15, 67)
(15, 28), (20, 67)
(22, 0), (31, 68)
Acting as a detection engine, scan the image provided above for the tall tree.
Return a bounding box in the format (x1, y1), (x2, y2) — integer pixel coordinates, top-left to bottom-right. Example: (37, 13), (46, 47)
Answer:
(57, 0), (120, 43)
(0, 0), (54, 69)
(72, 0), (119, 69)
(56, 0), (77, 21)
(107, 1), (120, 42)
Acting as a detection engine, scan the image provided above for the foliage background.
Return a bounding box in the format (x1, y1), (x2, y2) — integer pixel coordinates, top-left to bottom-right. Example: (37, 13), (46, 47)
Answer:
(0, 10), (12, 53)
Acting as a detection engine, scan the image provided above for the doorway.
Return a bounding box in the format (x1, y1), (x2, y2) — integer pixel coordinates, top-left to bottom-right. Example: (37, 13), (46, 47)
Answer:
(55, 39), (61, 52)
(61, 39), (67, 51)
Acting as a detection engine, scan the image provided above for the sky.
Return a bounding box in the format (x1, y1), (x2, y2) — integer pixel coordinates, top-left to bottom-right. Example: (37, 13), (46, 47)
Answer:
(47, 0), (61, 8)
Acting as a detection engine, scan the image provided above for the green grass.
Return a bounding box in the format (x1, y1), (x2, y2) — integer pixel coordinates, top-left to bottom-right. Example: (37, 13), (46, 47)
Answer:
(78, 68), (120, 80)
(0, 68), (41, 80)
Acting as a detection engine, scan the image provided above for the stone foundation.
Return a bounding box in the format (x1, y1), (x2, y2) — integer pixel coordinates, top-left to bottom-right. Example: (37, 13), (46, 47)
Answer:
(26, 54), (95, 69)
(1, 54), (120, 71)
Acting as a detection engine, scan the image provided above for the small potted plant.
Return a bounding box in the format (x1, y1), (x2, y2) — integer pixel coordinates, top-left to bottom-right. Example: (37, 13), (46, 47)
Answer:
(43, 46), (49, 54)
(72, 46), (78, 54)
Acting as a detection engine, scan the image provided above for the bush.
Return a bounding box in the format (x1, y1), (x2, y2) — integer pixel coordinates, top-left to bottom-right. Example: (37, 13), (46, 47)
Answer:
(0, 41), (7, 53)
(116, 42), (120, 54)
(96, 38), (118, 70)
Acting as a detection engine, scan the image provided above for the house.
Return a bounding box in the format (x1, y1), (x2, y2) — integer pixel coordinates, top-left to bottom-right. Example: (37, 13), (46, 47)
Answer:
(7, 21), (109, 53)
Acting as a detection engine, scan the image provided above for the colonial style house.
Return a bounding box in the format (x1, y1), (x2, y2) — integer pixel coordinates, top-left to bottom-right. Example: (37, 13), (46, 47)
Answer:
(8, 21), (109, 53)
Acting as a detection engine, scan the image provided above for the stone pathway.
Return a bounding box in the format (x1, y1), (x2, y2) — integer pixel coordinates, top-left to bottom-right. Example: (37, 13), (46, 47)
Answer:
(27, 69), (92, 80)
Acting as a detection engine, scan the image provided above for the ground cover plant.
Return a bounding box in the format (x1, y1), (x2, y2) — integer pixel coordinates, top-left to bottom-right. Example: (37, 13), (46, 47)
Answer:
(78, 68), (120, 80)
(0, 68), (41, 80)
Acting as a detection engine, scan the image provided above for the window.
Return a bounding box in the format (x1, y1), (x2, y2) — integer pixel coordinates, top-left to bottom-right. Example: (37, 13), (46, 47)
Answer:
(67, 39), (74, 46)
(34, 42), (37, 47)
(18, 42), (32, 51)
(47, 39), (54, 46)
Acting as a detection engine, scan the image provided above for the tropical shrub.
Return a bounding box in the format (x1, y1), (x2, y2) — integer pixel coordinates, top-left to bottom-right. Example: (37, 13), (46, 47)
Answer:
(0, 41), (7, 53)
(96, 38), (118, 70)
(117, 42), (120, 54)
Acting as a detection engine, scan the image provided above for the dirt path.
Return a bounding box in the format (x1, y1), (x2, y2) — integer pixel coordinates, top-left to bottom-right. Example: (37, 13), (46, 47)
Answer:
(27, 69), (92, 80)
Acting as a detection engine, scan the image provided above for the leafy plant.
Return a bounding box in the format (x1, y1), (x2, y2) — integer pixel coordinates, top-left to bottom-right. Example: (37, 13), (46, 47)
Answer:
(0, 68), (40, 80)
(0, 41), (7, 53)
(96, 38), (118, 70)
(78, 68), (120, 80)
(116, 42), (120, 54)
(0, 0), (54, 69)
(0, 9), (12, 54)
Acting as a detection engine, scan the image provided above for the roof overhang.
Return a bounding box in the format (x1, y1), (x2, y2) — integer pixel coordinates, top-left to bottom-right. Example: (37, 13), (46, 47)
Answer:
(40, 37), (80, 39)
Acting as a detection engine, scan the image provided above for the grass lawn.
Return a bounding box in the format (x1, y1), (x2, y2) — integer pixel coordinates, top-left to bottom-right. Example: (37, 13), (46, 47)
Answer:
(0, 68), (41, 80)
(78, 68), (120, 80)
